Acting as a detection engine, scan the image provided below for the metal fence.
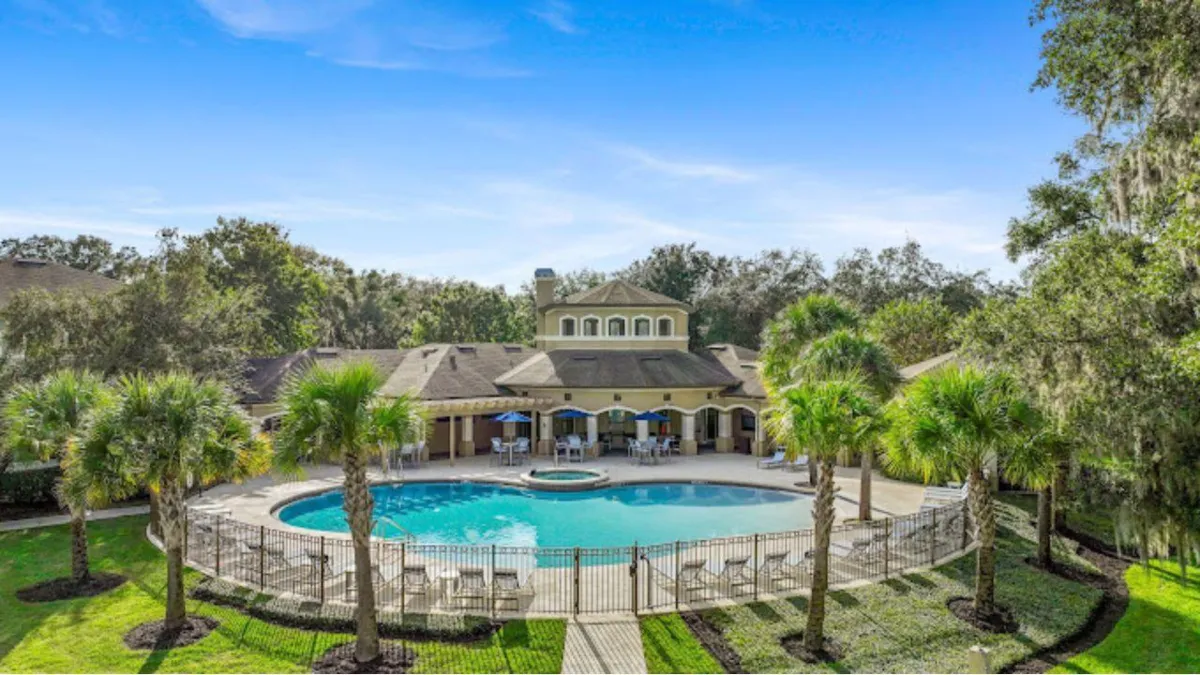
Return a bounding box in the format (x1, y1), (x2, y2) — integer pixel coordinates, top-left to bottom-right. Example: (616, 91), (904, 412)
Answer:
(181, 498), (971, 618)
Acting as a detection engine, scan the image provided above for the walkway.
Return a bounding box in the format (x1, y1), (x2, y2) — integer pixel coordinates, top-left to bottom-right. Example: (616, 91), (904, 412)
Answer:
(0, 505), (150, 532)
(562, 616), (647, 674)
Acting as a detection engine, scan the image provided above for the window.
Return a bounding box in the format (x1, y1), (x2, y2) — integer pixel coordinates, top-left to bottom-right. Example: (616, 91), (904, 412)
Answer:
(607, 317), (627, 337)
(657, 317), (673, 337)
(582, 317), (600, 336)
(561, 317), (576, 336)
(634, 317), (651, 336)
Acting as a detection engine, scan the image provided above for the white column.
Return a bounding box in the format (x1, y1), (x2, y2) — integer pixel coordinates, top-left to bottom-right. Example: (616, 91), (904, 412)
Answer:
(636, 420), (649, 442)
(682, 414), (695, 441)
(586, 415), (598, 444)
(539, 412), (552, 455)
(462, 415), (474, 444)
(754, 412), (764, 455)
(449, 414), (457, 464)
(718, 411), (731, 439)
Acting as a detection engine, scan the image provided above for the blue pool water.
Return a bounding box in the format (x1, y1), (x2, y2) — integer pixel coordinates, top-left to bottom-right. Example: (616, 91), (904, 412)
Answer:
(277, 481), (812, 549)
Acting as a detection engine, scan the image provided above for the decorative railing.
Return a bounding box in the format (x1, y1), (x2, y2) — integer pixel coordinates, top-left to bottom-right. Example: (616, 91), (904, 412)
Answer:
(180, 498), (971, 617)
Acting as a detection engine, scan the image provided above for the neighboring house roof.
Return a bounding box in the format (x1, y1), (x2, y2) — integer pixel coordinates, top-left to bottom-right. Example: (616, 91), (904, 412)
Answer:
(241, 343), (542, 405)
(0, 258), (120, 308)
(550, 279), (690, 310)
(899, 351), (959, 381)
(381, 343), (540, 400)
(700, 343), (766, 398)
(495, 349), (741, 390)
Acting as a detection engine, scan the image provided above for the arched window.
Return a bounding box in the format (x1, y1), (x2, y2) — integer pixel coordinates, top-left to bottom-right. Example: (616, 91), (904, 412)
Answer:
(657, 317), (674, 337)
(560, 317), (577, 337)
(607, 316), (627, 337)
(582, 317), (600, 336)
(634, 317), (651, 337)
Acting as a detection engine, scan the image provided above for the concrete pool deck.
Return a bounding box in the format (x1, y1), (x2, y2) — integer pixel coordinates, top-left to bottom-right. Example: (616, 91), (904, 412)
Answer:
(189, 453), (927, 534)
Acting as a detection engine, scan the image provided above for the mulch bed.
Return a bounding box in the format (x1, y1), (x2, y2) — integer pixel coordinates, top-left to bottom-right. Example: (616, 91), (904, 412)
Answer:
(947, 598), (1020, 634)
(680, 612), (744, 674)
(15, 572), (127, 603)
(780, 631), (844, 664)
(311, 642), (417, 674)
(1004, 544), (1131, 674)
(123, 616), (219, 651)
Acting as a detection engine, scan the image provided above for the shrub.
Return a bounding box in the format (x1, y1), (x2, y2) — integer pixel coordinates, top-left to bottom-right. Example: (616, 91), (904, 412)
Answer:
(0, 467), (60, 505)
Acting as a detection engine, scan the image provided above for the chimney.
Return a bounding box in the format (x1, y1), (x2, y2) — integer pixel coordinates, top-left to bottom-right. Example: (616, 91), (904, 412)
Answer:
(534, 268), (557, 308)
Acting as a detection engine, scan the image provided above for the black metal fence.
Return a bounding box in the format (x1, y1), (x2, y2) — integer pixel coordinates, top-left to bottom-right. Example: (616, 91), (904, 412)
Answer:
(181, 498), (971, 617)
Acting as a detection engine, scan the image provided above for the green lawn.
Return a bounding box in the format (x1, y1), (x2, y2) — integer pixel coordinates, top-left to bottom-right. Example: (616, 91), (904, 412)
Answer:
(640, 496), (1105, 674)
(640, 614), (724, 674)
(0, 517), (565, 673)
(1053, 561), (1200, 674)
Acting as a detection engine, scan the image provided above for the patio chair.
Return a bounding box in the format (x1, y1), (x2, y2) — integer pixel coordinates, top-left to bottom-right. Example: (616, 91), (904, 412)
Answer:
(453, 566), (489, 609)
(758, 450), (786, 469)
(373, 564), (431, 606)
(490, 437), (506, 466)
(758, 551), (809, 589)
(676, 559), (710, 599)
(566, 435), (585, 463)
(923, 483), (969, 505)
(659, 437), (675, 462)
(830, 537), (875, 564)
(632, 441), (655, 465)
(493, 567), (533, 611)
(717, 555), (755, 595)
(784, 454), (811, 472)
(514, 437), (531, 464)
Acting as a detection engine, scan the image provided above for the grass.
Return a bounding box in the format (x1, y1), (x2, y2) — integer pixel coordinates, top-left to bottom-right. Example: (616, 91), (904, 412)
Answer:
(640, 614), (724, 674)
(642, 496), (1105, 673)
(0, 517), (565, 673)
(1053, 561), (1200, 674)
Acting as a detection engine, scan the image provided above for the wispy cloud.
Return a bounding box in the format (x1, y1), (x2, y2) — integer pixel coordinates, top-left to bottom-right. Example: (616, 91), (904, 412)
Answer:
(529, 1), (581, 35)
(194, 0), (518, 76)
(610, 144), (759, 183)
(11, 0), (124, 36)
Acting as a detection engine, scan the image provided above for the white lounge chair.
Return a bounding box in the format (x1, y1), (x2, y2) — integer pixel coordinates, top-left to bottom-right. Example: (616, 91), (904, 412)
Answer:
(785, 454), (811, 472)
(758, 450), (786, 469)
(493, 567), (533, 610)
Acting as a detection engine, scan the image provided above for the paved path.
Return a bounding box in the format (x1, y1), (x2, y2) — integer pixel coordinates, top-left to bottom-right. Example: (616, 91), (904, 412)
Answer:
(0, 505), (150, 532)
(562, 616), (647, 674)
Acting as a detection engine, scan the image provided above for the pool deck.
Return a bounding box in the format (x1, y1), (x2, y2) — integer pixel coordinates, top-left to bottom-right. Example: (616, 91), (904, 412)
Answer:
(189, 453), (926, 536)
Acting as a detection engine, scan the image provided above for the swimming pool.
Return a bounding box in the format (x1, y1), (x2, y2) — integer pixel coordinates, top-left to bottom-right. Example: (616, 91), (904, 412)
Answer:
(276, 481), (813, 549)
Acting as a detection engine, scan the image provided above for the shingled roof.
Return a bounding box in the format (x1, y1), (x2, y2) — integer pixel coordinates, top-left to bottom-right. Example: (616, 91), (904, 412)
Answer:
(495, 349), (740, 389)
(241, 348), (410, 404)
(551, 279), (689, 309)
(700, 343), (766, 398)
(0, 258), (120, 308)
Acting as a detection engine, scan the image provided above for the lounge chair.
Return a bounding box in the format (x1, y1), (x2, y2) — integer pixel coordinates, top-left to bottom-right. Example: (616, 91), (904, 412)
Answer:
(758, 450), (786, 469)
(923, 483), (969, 505)
(758, 551), (809, 589)
(677, 559), (709, 598)
(830, 537), (875, 563)
(493, 567), (532, 610)
(785, 454), (811, 472)
(453, 566), (489, 609)
(718, 555), (755, 595)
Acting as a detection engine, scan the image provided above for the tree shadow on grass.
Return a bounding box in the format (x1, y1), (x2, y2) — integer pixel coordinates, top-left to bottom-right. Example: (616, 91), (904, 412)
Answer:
(882, 578), (912, 595)
(749, 601), (783, 623)
(829, 591), (859, 608)
(901, 573), (938, 589)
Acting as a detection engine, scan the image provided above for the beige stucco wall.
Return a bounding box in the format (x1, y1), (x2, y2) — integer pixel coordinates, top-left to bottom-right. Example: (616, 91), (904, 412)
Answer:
(537, 306), (689, 351)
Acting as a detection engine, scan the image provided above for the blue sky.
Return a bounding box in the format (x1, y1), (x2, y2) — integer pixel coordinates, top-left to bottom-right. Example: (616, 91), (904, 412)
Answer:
(0, 0), (1080, 289)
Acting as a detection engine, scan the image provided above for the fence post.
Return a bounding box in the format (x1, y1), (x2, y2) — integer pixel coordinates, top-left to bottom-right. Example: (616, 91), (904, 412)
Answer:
(674, 541), (681, 611)
(400, 542), (407, 616)
(319, 536), (326, 603)
(215, 517), (222, 576)
(631, 543), (639, 615)
(884, 519), (891, 580)
(490, 544), (497, 619)
(259, 525), (266, 589)
(929, 509), (938, 567)
(572, 547), (580, 616)
(753, 533), (760, 601)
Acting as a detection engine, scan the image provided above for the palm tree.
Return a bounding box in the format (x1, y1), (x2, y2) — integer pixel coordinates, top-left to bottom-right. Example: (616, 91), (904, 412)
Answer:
(884, 366), (1029, 618)
(3, 370), (112, 585)
(1006, 418), (1072, 569)
(103, 372), (269, 632)
(274, 360), (425, 666)
(803, 329), (902, 520)
(767, 374), (882, 655)
(759, 295), (862, 486)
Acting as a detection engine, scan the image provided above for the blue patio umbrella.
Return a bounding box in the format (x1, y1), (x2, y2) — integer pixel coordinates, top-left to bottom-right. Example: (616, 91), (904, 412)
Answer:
(555, 409), (591, 418)
(493, 411), (532, 423)
(633, 411), (670, 422)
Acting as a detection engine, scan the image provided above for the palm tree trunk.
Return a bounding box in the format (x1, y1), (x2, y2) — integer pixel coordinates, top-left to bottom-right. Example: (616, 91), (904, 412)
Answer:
(968, 468), (997, 616)
(1052, 462), (1068, 532)
(808, 460), (817, 487)
(1036, 486), (1053, 569)
(159, 478), (188, 631)
(858, 450), (873, 521)
(343, 448), (380, 664)
(69, 505), (90, 584)
(805, 456), (836, 653)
